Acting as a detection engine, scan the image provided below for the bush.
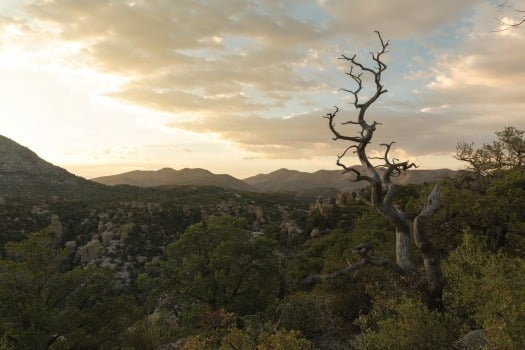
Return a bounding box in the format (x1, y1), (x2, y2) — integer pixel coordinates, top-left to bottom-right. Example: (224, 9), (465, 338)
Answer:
(353, 296), (459, 350)
(444, 232), (525, 349)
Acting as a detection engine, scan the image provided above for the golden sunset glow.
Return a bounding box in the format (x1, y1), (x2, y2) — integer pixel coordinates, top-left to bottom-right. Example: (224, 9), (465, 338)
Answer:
(1, 0), (524, 178)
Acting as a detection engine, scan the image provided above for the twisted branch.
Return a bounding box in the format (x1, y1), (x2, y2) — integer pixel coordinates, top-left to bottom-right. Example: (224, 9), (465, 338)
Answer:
(321, 31), (446, 309)
(303, 243), (404, 284)
(494, 0), (525, 31)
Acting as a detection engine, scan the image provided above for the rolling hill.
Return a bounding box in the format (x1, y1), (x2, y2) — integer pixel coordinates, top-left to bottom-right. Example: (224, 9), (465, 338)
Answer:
(0, 134), (458, 198)
(92, 167), (255, 192)
(243, 167), (457, 192)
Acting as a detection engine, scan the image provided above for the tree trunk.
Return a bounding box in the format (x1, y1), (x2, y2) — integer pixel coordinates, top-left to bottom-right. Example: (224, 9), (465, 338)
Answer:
(413, 186), (446, 310)
(396, 229), (415, 271)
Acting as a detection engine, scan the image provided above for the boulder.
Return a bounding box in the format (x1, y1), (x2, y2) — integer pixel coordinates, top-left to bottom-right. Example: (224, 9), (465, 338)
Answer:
(118, 223), (135, 243)
(310, 227), (321, 238)
(46, 214), (63, 240)
(78, 239), (101, 263)
(101, 231), (113, 243)
(64, 240), (77, 251)
(280, 220), (304, 238)
(454, 329), (487, 350)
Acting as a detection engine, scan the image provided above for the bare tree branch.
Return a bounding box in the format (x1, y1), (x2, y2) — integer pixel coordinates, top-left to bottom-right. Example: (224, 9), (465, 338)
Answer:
(303, 243), (404, 284)
(493, 0), (525, 31)
(322, 31), (446, 309)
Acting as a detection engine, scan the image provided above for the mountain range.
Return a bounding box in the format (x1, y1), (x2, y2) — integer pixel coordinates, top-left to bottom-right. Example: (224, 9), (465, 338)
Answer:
(0, 134), (457, 198)
(92, 166), (457, 193)
(92, 167), (255, 192)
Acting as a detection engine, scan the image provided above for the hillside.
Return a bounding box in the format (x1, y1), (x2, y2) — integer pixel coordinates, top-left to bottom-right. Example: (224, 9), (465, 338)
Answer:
(1, 134), (522, 349)
(0, 134), (457, 199)
(92, 167), (255, 192)
(0, 135), (144, 200)
(0, 136), (94, 199)
(92, 166), (457, 194)
(244, 167), (457, 192)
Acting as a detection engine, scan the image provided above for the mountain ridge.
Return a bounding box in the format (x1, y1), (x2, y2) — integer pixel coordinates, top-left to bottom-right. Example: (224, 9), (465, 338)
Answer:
(0, 134), (458, 198)
(243, 167), (457, 192)
(94, 166), (458, 193)
(92, 167), (256, 192)
(0, 135), (124, 199)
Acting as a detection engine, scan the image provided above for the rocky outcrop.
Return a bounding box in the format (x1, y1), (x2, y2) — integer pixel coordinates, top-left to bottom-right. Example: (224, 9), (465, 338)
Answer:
(311, 196), (336, 217)
(310, 227), (321, 238)
(454, 329), (487, 350)
(280, 220), (304, 238)
(336, 191), (354, 206)
(118, 223), (135, 242)
(64, 240), (76, 251)
(44, 214), (63, 241)
(78, 237), (101, 264)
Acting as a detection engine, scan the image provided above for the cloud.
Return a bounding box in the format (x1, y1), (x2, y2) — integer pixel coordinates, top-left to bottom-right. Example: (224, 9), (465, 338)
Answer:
(4, 0), (524, 168)
(414, 4), (525, 137)
(319, 0), (479, 40)
(170, 109), (341, 158)
(21, 0), (333, 112)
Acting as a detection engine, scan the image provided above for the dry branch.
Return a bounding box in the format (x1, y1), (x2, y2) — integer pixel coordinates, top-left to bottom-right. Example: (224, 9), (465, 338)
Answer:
(321, 31), (446, 308)
(303, 243), (404, 284)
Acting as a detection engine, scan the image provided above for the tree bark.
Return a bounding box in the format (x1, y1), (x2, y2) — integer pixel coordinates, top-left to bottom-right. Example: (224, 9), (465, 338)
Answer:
(324, 31), (446, 309)
(413, 185), (446, 310)
(396, 229), (415, 271)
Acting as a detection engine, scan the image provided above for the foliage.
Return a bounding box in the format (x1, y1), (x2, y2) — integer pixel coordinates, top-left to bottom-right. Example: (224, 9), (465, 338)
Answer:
(0, 233), (139, 349)
(144, 215), (280, 316)
(444, 232), (525, 349)
(1, 125), (525, 348)
(354, 296), (460, 350)
(456, 126), (524, 177)
(122, 317), (176, 350)
(433, 165), (525, 252)
(483, 166), (525, 252)
(180, 309), (312, 350)
(271, 292), (341, 340)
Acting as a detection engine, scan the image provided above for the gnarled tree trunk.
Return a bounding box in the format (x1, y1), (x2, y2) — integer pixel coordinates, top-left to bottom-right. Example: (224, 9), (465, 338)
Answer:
(322, 31), (446, 308)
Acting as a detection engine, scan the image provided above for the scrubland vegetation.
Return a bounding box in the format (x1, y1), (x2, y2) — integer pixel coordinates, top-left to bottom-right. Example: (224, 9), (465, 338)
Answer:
(0, 127), (523, 349)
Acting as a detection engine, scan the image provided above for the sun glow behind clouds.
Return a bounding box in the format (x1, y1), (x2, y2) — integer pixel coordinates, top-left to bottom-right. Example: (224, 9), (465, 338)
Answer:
(1, 0), (524, 178)
(0, 17), (246, 177)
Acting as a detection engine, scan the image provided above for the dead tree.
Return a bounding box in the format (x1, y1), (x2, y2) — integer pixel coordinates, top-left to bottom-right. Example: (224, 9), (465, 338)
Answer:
(312, 31), (446, 309)
(495, 1), (525, 31)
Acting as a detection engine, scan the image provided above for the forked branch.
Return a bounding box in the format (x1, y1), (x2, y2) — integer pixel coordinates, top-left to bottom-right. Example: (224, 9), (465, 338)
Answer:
(322, 32), (446, 308)
(303, 243), (404, 284)
(326, 31), (392, 186)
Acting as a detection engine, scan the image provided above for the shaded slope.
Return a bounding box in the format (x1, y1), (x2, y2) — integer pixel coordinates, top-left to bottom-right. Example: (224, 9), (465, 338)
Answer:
(92, 167), (255, 192)
(244, 167), (457, 192)
(0, 135), (128, 199)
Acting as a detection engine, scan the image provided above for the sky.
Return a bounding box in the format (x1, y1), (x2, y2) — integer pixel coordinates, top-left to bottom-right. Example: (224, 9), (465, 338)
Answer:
(0, 0), (524, 179)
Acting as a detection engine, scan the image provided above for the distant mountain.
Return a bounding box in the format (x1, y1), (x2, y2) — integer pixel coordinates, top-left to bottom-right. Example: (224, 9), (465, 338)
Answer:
(92, 168), (255, 192)
(93, 166), (457, 194)
(244, 167), (457, 193)
(0, 133), (457, 199)
(0, 135), (116, 199)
